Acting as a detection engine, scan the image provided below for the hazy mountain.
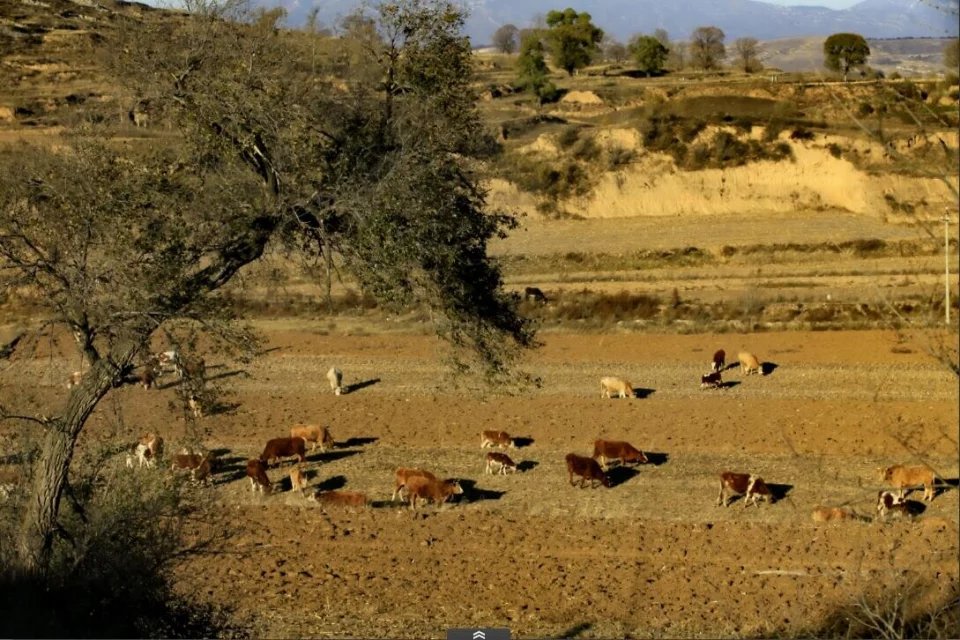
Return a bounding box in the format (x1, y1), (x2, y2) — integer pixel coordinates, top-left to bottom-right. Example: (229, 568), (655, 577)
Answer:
(287, 0), (959, 44)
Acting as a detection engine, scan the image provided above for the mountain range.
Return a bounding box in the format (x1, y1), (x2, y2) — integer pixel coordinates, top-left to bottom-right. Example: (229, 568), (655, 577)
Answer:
(280, 0), (959, 45)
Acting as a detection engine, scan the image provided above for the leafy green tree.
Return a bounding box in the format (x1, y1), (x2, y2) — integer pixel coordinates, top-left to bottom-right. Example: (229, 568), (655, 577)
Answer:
(516, 32), (559, 105)
(544, 7), (603, 76)
(690, 26), (725, 70)
(492, 23), (519, 54)
(823, 32), (870, 81)
(629, 34), (668, 76)
(2, 0), (537, 574)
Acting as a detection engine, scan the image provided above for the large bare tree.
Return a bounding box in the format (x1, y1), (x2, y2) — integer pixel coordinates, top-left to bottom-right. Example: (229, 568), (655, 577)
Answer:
(0, 0), (536, 573)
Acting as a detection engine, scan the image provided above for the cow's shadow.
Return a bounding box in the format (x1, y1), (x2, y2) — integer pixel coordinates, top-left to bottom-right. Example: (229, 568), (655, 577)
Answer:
(211, 455), (250, 484)
(902, 499), (928, 517)
(719, 380), (740, 389)
(644, 452), (669, 466)
(343, 378), (380, 395)
(339, 436), (378, 448)
(761, 362), (779, 376)
(632, 388), (655, 399)
(313, 475), (348, 492)
(458, 479), (506, 502)
(517, 460), (539, 473)
(607, 466), (640, 487)
(513, 436), (535, 448)
(307, 449), (361, 464)
(206, 401), (241, 416)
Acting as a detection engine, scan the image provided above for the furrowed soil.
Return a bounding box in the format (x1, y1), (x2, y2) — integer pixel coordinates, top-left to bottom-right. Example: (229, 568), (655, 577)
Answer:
(5, 325), (958, 638)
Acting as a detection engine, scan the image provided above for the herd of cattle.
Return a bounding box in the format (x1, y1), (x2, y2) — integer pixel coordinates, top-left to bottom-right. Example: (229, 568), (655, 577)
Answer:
(112, 348), (947, 522)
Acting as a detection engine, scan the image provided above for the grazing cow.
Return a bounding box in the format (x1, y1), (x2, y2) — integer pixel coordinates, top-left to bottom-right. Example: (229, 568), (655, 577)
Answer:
(524, 286), (548, 303)
(289, 466), (307, 495)
(878, 464), (937, 501)
(392, 467), (438, 502)
(178, 355), (205, 382)
(327, 367), (343, 395)
(187, 394), (203, 418)
(717, 471), (773, 508)
(712, 349), (726, 373)
(311, 490), (367, 507)
(600, 377), (633, 399)
(700, 371), (723, 389)
(738, 352), (761, 376)
(170, 452), (212, 485)
(289, 424), (335, 452)
(154, 350), (179, 375)
(592, 440), (647, 470)
(565, 453), (611, 489)
(131, 433), (164, 468)
(404, 476), (463, 509)
(260, 437), (307, 466)
(811, 506), (854, 522)
(246, 458), (272, 494)
(66, 370), (82, 389)
(876, 490), (911, 520)
(480, 430), (515, 449)
(485, 451), (518, 475)
(135, 366), (157, 390)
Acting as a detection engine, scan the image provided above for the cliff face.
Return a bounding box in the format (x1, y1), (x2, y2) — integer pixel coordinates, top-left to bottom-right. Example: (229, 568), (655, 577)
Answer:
(488, 128), (959, 221)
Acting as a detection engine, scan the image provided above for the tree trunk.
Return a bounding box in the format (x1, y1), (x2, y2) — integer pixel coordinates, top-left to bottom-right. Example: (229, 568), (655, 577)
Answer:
(16, 343), (140, 573)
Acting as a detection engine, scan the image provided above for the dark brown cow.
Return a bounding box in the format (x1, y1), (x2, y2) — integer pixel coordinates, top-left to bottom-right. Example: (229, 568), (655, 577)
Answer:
(566, 453), (611, 488)
(246, 458), (272, 494)
(717, 471), (773, 507)
(592, 440), (647, 470)
(712, 349), (726, 372)
(700, 371), (723, 389)
(404, 476), (463, 509)
(260, 437), (306, 466)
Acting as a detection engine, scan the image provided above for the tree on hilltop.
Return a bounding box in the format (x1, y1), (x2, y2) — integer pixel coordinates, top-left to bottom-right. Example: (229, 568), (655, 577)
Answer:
(544, 7), (603, 76)
(629, 34), (668, 76)
(517, 32), (559, 105)
(734, 37), (762, 73)
(492, 23), (519, 54)
(823, 32), (870, 81)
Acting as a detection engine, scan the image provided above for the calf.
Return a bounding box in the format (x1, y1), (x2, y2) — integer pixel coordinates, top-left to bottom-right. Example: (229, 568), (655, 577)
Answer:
(485, 451), (518, 475)
(711, 349), (726, 373)
(131, 433), (164, 468)
(566, 453), (611, 488)
(170, 452), (212, 485)
(592, 440), (647, 470)
(811, 506), (854, 522)
(600, 377), (633, 399)
(327, 367), (343, 395)
(878, 464), (937, 501)
(700, 371), (723, 389)
(246, 458), (272, 494)
(717, 471), (773, 508)
(480, 430), (515, 449)
(289, 466), (307, 494)
(311, 490), (367, 507)
(392, 467), (437, 502)
(738, 352), (761, 376)
(187, 394), (203, 418)
(524, 286), (548, 303)
(405, 476), (463, 509)
(876, 490), (911, 520)
(260, 437), (307, 466)
(66, 370), (82, 389)
(290, 424), (335, 452)
(135, 366), (157, 390)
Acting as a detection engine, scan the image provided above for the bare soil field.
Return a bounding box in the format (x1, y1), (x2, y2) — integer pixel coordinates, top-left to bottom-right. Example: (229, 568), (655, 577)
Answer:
(4, 325), (957, 638)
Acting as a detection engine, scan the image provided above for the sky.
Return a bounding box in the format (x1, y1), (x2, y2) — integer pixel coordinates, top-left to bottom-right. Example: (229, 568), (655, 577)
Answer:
(762, 0), (861, 7)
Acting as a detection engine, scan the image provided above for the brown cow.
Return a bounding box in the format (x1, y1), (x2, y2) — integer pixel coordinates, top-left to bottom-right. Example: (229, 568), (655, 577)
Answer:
(129, 433), (164, 469)
(592, 440), (647, 470)
(289, 424), (335, 453)
(170, 452), (212, 485)
(599, 377), (633, 399)
(485, 451), (518, 475)
(566, 453), (611, 489)
(289, 466), (307, 495)
(260, 437), (306, 466)
(404, 476), (463, 510)
(480, 430), (515, 449)
(712, 349), (726, 373)
(738, 352), (761, 376)
(311, 490), (367, 507)
(246, 458), (272, 494)
(717, 471), (773, 508)
(878, 464), (937, 501)
(392, 467), (438, 502)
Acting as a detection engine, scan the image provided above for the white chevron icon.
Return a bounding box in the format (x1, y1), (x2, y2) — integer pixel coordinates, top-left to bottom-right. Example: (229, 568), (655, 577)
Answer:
(472, 632), (485, 640)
